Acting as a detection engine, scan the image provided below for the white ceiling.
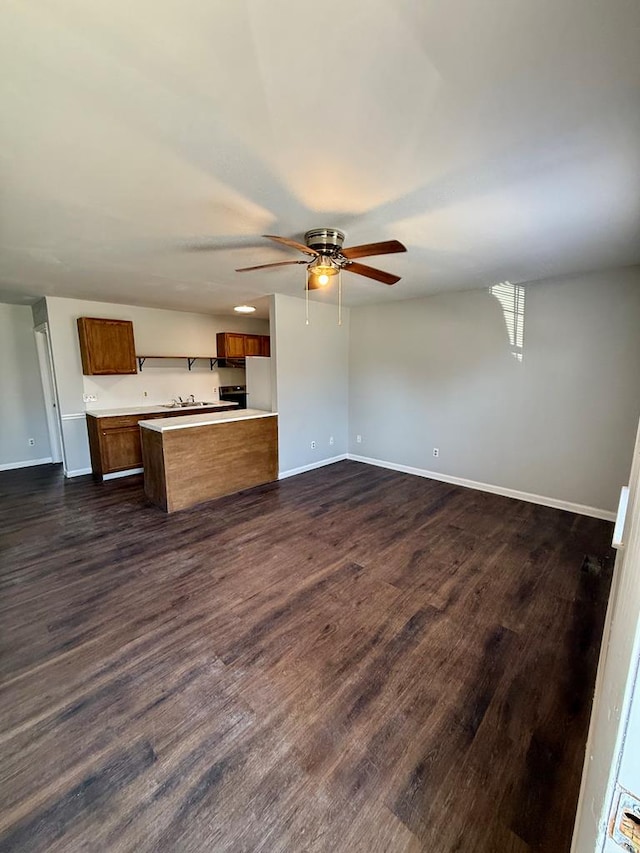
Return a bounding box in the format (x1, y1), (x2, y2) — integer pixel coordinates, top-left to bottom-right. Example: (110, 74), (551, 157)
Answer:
(1, 0), (639, 314)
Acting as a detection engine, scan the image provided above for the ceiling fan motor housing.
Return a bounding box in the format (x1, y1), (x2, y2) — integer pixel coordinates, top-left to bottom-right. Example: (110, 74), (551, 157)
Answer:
(305, 228), (345, 255)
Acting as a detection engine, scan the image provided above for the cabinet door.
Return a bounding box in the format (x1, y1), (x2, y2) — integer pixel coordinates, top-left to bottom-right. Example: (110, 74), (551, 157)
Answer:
(77, 318), (136, 375)
(101, 427), (143, 472)
(217, 332), (246, 358)
(244, 335), (261, 356)
(260, 336), (271, 357)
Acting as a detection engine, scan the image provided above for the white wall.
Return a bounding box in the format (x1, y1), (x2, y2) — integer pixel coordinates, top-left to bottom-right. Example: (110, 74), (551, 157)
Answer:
(272, 293), (349, 476)
(44, 296), (268, 474)
(348, 266), (640, 515)
(0, 303), (51, 469)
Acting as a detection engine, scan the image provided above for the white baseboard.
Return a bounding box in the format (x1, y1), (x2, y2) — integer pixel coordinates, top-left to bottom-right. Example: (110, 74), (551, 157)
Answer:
(279, 454), (348, 480)
(347, 453), (616, 522)
(64, 467), (93, 478)
(65, 467), (144, 480)
(0, 457), (53, 472)
(103, 468), (143, 480)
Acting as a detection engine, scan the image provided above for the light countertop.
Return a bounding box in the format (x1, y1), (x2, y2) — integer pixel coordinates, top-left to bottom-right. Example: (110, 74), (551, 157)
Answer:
(139, 408), (277, 432)
(85, 402), (238, 418)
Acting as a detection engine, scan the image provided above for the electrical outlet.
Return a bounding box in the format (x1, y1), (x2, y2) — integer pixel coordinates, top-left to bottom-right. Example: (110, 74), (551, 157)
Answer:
(310, 440), (316, 450)
(329, 436), (334, 446)
(82, 393), (98, 403)
(433, 447), (439, 457)
(356, 435), (362, 444)
(28, 438), (35, 447)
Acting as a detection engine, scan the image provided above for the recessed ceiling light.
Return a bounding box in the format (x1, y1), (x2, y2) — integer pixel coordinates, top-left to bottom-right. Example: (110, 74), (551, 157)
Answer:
(234, 305), (256, 314)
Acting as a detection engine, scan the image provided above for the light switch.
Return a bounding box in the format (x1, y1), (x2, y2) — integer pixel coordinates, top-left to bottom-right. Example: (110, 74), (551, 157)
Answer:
(610, 787), (640, 851)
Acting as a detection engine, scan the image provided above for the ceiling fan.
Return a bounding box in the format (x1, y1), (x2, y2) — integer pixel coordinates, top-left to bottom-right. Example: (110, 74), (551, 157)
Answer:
(235, 228), (407, 290)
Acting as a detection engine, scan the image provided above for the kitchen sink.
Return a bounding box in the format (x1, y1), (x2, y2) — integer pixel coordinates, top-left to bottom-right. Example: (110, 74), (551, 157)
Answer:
(161, 401), (216, 408)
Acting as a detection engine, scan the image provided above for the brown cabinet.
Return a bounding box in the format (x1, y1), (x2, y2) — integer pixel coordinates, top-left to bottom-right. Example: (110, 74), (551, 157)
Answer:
(216, 332), (270, 360)
(101, 426), (143, 472)
(77, 317), (137, 375)
(86, 407), (237, 478)
(142, 415), (278, 513)
(244, 335), (262, 356)
(216, 333), (246, 359)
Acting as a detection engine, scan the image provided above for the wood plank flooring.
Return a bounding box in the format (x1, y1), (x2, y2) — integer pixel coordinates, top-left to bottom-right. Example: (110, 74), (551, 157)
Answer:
(0, 461), (613, 852)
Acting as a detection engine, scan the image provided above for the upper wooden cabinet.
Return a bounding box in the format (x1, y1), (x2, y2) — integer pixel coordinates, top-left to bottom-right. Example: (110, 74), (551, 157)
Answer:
(77, 317), (137, 375)
(216, 332), (246, 359)
(244, 335), (262, 357)
(216, 332), (270, 360)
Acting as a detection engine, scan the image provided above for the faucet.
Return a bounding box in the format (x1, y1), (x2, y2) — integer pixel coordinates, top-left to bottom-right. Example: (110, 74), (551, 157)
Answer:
(174, 394), (195, 406)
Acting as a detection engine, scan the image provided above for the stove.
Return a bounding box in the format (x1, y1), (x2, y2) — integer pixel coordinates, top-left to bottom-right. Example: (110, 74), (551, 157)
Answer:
(219, 385), (247, 409)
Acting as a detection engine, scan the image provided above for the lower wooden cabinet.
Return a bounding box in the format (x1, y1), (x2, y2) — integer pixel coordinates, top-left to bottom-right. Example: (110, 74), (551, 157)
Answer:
(101, 426), (143, 472)
(86, 407), (236, 478)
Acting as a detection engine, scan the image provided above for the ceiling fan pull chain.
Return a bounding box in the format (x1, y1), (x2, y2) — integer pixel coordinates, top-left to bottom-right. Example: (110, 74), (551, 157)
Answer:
(338, 270), (342, 327)
(305, 280), (310, 326)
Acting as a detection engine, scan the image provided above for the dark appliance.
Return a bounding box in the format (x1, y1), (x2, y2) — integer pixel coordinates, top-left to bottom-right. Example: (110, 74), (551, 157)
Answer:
(219, 385), (247, 410)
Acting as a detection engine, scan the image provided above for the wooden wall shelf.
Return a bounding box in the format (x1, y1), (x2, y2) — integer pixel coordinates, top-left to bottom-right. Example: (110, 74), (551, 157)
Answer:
(136, 355), (245, 371)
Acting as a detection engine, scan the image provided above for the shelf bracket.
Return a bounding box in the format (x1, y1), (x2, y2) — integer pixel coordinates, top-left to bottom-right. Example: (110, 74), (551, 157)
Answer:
(187, 357), (197, 371)
(137, 357), (146, 371)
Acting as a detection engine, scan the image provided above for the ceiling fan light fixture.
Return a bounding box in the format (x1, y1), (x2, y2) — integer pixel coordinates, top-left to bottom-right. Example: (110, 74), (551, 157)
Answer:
(233, 304), (256, 313)
(235, 229), (406, 294)
(311, 269), (332, 286)
(307, 255), (339, 287)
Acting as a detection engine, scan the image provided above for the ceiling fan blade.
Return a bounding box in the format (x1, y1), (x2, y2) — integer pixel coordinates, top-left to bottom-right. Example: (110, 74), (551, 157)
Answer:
(344, 261), (400, 285)
(263, 235), (319, 256)
(236, 260), (307, 272)
(341, 239), (406, 260)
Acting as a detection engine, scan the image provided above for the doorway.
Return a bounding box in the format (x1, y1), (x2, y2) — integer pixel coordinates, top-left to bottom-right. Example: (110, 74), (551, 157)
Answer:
(34, 323), (63, 465)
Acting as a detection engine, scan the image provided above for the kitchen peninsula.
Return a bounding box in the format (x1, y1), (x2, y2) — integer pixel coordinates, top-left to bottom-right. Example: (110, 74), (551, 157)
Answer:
(85, 401), (238, 479)
(140, 409), (278, 512)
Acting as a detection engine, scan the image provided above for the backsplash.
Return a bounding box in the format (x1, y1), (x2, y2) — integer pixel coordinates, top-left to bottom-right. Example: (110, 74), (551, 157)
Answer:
(83, 362), (246, 409)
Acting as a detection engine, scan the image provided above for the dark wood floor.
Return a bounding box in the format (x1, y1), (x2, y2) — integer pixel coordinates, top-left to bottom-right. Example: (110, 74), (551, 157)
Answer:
(0, 461), (613, 852)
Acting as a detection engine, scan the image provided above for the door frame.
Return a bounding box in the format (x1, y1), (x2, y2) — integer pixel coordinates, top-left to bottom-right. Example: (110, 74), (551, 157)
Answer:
(572, 416), (640, 851)
(34, 323), (64, 465)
